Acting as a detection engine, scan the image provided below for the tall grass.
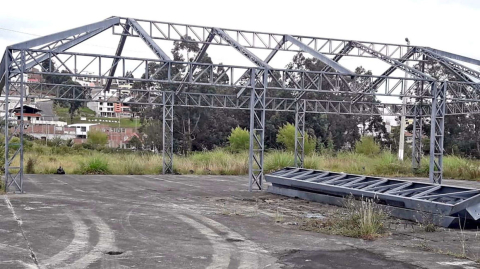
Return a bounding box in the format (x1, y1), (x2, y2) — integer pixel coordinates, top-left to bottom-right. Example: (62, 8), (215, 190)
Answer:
(11, 148), (480, 181)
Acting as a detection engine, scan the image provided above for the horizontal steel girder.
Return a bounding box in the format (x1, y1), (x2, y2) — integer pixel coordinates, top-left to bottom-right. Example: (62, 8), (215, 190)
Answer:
(12, 48), (439, 99)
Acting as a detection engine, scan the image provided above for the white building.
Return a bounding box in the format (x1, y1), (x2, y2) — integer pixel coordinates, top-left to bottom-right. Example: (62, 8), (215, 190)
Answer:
(68, 123), (98, 139)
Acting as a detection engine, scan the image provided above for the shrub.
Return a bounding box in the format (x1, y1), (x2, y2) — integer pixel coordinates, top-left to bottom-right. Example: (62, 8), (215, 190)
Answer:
(26, 157), (37, 174)
(87, 130), (108, 149)
(355, 136), (381, 156)
(228, 127), (249, 152)
(276, 123), (316, 155)
(79, 157), (110, 174)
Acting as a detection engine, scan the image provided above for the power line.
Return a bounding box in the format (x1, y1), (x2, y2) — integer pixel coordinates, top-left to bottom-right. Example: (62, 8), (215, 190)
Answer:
(0, 26), (149, 53)
(0, 27), (41, 36)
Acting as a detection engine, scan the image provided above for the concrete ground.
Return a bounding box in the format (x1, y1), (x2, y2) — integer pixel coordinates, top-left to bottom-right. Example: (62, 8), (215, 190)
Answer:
(0, 174), (479, 269)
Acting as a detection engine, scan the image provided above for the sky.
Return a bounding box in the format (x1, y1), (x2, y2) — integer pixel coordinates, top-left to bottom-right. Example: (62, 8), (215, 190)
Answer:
(1, 0), (479, 125)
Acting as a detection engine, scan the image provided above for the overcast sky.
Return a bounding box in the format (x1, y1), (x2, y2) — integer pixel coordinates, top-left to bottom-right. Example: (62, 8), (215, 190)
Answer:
(1, 0), (479, 59)
(1, 0), (479, 126)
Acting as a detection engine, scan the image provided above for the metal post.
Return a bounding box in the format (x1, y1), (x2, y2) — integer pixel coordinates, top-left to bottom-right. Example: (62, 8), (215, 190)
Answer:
(294, 99), (306, 167)
(162, 91), (174, 174)
(411, 103), (423, 170)
(248, 68), (266, 191)
(4, 50), (25, 193)
(3, 50), (10, 192)
(429, 82), (446, 184)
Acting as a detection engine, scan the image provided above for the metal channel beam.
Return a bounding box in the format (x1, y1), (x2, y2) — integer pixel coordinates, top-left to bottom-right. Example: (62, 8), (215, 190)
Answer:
(419, 48), (480, 81)
(176, 30), (216, 94)
(426, 48), (480, 67)
(351, 47), (417, 103)
(22, 27), (110, 73)
(294, 41), (354, 102)
(285, 35), (354, 75)
(127, 18), (171, 61)
(212, 28), (272, 69)
(105, 24), (131, 92)
(10, 17), (120, 50)
(236, 37), (285, 98)
(351, 42), (433, 80)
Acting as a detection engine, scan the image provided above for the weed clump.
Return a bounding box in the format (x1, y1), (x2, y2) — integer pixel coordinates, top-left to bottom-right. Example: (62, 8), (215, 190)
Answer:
(301, 196), (388, 240)
(78, 157), (111, 175)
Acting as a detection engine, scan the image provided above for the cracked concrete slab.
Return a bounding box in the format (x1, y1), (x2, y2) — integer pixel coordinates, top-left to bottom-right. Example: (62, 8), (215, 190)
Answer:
(0, 174), (479, 268)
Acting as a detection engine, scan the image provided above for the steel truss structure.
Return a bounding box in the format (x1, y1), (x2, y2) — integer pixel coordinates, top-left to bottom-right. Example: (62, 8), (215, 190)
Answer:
(2, 16), (480, 193)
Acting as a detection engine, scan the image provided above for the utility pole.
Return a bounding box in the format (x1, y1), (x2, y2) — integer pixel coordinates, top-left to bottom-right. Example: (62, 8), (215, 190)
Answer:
(398, 38), (410, 160)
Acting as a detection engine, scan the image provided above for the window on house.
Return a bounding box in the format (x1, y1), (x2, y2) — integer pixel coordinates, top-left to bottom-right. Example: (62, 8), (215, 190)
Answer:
(100, 102), (103, 105)
(81, 127), (87, 132)
(107, 103), (113, 106)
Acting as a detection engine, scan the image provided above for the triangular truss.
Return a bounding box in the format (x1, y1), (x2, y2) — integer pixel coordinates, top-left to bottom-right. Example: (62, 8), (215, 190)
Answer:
(2, 16), (480, 192)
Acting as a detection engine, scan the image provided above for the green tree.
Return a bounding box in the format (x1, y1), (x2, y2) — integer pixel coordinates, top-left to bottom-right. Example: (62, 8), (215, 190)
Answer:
(228, 127), (249, 152)
(87, 130), (108, 149)
(127, 135), (143, 150)
(276, 123), (316, 155)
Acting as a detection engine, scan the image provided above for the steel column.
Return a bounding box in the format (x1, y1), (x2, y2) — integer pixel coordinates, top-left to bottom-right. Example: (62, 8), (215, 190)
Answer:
(162, 91), (174, 174)
(248, 68), (267, 191)
(294, 99), (306, 167)
(429, 82), (447, 184)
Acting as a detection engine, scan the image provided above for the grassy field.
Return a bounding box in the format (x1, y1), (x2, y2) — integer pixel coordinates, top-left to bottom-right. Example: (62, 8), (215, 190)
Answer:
(15, 145), (480, 180)
(54, 106), (140, 128)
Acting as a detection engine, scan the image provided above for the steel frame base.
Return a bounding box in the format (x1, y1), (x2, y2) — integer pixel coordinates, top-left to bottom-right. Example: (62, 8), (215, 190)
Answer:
(267, 184), (459, 228)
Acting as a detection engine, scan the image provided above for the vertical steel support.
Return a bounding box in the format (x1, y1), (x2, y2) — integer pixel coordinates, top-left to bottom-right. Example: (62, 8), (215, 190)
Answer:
(4, 50), (25, 193)
(248, 68), (267, 191)
(429, 82), (446, 184)
(162, 91), (174, 174)
(294, 99), (306, 167)
(411, 102), (423, 170)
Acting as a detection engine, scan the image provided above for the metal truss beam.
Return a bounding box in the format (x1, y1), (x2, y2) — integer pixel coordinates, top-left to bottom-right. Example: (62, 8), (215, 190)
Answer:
(249, 69), (267, 191)
(126, 18), (171, 61)
(20, 81), (414, 116)
(105, 24), (131, 92)
(17, 49), (440, 99)
(351, 42), (433, 80)
(162, 91), (174, 174)
(429, 82), (447, 184)
(176, 30), (216, 94)
(294, 99), (306, 167)
(285, 35), (354, 75)
(10, 17), (120, 50)
(114, 18), (415, 60)
(411, 102), (424, 170)
(4, 50), (25, 193)
(212, 28), (272, 69)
